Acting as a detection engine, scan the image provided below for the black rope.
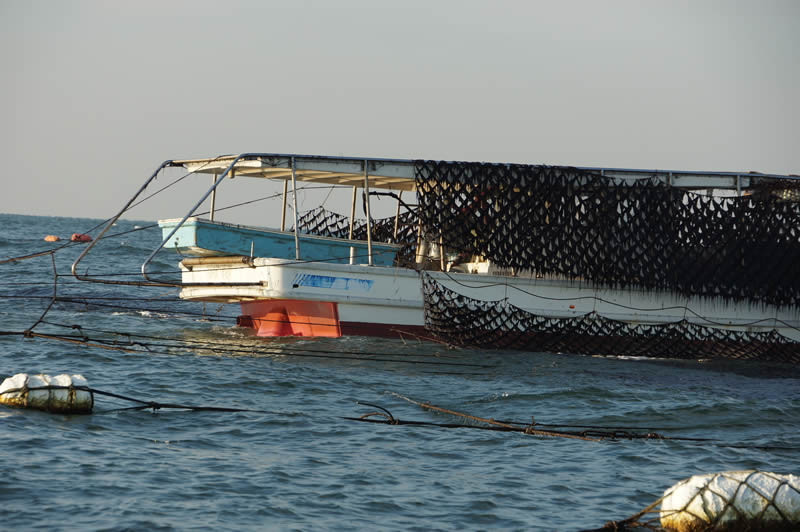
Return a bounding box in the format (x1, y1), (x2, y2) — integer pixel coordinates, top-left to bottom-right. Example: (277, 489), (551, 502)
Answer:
(0, 384), (275, 414)
(6, 328), (493, 369)
(347, 402), (800, 450)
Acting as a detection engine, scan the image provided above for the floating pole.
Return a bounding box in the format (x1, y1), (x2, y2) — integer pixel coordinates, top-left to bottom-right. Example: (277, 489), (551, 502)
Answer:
(391, 393), (600, 441)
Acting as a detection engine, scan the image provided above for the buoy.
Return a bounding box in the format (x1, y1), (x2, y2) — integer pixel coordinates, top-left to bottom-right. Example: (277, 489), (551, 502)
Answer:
(0, 373), (93, 414)
(660, 470), (800, 531)
(43, 235), (60, 242)
(70, 233), (92, 242)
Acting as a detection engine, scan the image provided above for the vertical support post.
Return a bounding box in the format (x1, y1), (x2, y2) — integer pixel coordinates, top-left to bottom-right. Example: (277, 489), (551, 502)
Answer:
(280, 179), (288, 231)
(415, 216), (424, 265)
(349, 185), (357, 265)
(393, 191), (402, 241)
(210, 172), (217, 221)
(439, 234), (445, 271)
(363, 160), (373, 266)
(437, 184), (445, 270)
(291, 157), (301, 260)
(736, 174), (741, 196)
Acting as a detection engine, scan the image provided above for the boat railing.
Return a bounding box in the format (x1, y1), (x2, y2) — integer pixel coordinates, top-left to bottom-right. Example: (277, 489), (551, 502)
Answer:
(73, 152), (800, 287)
(140, 153), (393, 284)
(140, 153), (302, 284)
(71, 159), (178, 287)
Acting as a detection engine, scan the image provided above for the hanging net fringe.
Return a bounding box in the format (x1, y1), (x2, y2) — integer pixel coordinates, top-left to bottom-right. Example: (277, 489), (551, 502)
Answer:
(296, 163), (800, 360)
(414, 161), (800, 307)
(422, 274), (800, 363)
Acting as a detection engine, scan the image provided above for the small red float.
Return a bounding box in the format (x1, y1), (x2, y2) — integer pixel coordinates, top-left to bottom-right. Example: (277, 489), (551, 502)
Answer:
(70, 233), (92, 243)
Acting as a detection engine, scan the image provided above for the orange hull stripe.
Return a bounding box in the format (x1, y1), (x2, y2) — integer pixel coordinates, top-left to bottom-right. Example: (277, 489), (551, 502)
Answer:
(240, 299), (341, 338)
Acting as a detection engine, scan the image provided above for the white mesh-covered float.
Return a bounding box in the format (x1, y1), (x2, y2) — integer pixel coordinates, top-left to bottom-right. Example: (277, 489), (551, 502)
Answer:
(0, 373), (93, 414)
(660, 470), (800, 531)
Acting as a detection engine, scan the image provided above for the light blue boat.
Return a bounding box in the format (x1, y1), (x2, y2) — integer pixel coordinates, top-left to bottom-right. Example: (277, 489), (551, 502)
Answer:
(158, 217), (401, 266)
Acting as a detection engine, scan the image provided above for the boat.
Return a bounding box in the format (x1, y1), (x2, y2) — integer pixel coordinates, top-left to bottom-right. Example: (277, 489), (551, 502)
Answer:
(73, 153), (800, 362)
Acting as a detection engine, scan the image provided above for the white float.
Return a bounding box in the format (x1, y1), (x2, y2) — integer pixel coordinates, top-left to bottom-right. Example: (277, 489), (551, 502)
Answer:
(660, 470), (800, 531)
(0, 373), (93, 414)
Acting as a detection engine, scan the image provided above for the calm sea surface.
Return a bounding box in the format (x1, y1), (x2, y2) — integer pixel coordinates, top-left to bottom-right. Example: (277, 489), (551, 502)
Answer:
(1, 212), (798, 531)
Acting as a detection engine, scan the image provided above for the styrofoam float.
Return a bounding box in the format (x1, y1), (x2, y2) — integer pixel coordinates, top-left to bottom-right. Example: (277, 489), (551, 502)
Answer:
(660, 470), (800, 531)
(0, 373), (93, 414)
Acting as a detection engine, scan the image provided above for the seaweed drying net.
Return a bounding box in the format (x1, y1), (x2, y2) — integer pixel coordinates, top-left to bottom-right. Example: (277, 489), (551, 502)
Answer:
(414, 161), (800, 307)
(422, 274), (800, 363)
(296, 206), (419, 266)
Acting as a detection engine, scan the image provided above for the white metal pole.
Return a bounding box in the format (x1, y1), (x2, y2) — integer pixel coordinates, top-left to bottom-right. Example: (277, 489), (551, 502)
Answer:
(291, 157), (300, 260)
(280, 179), (288, 231)
(363, 160), (373, 266)
(349, 185), (357, 264)
(209, 172), (217, 221)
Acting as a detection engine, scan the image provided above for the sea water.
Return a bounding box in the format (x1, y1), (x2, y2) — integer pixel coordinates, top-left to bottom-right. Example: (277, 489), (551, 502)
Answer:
(0, 212), (798, 531)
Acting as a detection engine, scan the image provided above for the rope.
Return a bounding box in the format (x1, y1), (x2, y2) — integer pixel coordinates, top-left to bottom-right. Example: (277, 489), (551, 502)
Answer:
(346, 398), (799, 452)
(0, 384), (274, 414)
(5, 328), (494, 369)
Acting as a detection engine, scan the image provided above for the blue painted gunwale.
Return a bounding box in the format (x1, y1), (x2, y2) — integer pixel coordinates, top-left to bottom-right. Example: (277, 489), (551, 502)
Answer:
(158, 217), (400, 266)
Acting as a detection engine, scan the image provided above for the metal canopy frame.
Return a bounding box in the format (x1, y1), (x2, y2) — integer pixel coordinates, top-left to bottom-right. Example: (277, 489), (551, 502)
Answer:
(71, 152), (799, 286)
(174, 152), (799, 192)
(175, 154), (417, 192)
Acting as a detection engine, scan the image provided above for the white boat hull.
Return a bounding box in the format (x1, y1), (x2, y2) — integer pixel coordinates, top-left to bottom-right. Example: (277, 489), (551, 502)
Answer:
(177, 257), (800, 345)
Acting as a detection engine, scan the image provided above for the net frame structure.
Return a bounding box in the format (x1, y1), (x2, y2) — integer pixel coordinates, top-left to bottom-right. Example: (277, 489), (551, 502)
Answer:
(289, 158), (800, 360)
(413, 161), (800, 361)
(296, 206), (420, 266)
(414, 161), (800, 307)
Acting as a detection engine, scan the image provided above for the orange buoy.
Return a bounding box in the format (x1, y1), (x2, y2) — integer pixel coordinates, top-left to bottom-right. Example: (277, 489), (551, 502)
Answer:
(44, 235), (60, 242)
(70, 233), (92, 243)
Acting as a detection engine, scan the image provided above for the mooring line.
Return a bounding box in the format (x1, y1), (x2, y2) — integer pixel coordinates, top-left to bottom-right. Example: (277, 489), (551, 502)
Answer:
(0, 383), (276, 415)
(6, 328), (493, 369)
(356, 397), (799, 450)
(390, 393), (601, 441)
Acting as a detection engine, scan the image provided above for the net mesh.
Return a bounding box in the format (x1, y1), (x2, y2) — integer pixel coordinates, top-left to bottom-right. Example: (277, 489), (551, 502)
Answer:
(658, 471), (800, 532)
(414, 161), (800, 307)
(297, 162), (800, 360)
(295, 206), (420, 266)
(422, 274), (800, 363)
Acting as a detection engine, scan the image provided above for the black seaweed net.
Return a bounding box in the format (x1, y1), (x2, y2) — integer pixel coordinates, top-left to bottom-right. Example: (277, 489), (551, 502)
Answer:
(295, 207), (420, 266)
(414, 161), (800, 307)
(422, 274), (800, 363)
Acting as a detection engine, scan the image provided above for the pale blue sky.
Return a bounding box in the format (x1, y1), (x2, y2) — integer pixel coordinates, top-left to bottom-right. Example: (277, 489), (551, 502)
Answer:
(2, 0), (798, 224)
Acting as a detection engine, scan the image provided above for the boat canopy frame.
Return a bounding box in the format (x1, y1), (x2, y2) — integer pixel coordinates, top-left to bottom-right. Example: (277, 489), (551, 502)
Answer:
(71, 152), (799, 287)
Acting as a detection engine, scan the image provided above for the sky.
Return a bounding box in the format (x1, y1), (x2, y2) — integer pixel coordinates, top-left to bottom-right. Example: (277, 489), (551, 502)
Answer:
(1, 0), (798, 226)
